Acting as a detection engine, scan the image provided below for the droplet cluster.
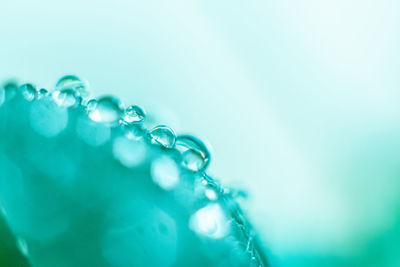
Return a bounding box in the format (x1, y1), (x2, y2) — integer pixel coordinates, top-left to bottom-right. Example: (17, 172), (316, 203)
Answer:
(0, 75), (266, 267)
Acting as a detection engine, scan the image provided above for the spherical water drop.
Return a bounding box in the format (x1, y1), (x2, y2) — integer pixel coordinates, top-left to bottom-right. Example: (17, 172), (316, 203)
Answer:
(86, 99), (97, 112)
(122, 105), (146, 124)
(19, 83), (37, 101)
(56, 75), (89, 97)
(175, 135), (211, 172)
(52, 88), (80, 107)
(88, 96), (124, 125)
(149, 125), (176, 149)
(38, 88), (49, 99)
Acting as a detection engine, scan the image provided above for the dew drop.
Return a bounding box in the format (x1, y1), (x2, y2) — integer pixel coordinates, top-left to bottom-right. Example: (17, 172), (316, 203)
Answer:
(149, 125), (176, 149)
(38, 88), (49, 99)
(122, 105), (146, 124)
(88, 96), (124, 125)
(52, 88), (80, 107)
(19, 83), (37, 101)
(86, 99), (97, 112)
(55, 75), (88, 97)
(175, 135), (211, 172)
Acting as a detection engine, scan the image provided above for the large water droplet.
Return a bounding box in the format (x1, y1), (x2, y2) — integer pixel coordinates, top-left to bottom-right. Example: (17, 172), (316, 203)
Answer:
(56, 75), (88, 96)
(149, 125), (176, 149)
(19, 83), (37, 101)
(52, 88), (80, 107)
(175, 135), (211, 172)
(122, 105), (146, 124)
(88, 96), (123, 125)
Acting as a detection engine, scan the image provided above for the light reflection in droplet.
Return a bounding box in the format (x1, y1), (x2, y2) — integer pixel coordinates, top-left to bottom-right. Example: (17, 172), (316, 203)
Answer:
(149, 125), (176, 149)
(52, 88), (80, 107)
(56, 75), (89, 97)
(175, 135), (211, 172)
(122, 105), (146, 124)
(19, 83), (37, 101)
(88, 96), (123, 126)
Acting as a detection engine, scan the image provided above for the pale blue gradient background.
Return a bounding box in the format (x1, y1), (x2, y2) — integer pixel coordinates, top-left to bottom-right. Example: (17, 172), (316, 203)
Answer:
(1, 1), (400, 266)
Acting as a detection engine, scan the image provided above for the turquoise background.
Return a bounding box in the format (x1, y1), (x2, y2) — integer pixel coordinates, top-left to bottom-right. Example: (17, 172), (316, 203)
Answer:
(1, 1), (400, 266)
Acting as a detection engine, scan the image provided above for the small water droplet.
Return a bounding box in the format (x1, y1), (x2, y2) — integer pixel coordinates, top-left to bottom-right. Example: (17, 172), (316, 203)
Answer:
(86, 99), (97, 111)
(149, 125), (176, 149)
(122, 105), (146, 124)
(38, 88), (49, 99)
(19, 83), (37, 101)
(52, 88), (80, 107)
(56, 75), (89, 97)
(175, 135), (211, 172)
(88, 96), (124, 125)
(16, 237), (29, 257)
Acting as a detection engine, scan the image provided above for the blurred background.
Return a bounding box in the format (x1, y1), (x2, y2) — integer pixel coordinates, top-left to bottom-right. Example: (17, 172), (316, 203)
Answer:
(1, 0), (400, 266)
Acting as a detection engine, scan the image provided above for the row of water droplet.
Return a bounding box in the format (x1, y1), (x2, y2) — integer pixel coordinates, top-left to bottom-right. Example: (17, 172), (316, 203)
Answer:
(0, 75), (264, 266)
(1, 75), (211, 173)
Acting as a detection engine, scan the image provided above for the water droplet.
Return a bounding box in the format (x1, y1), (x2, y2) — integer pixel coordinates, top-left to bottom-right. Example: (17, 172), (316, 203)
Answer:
(122, 105), (146, 124)
(52, 88), (80, 107)
(86, 99), (97, 111)
(88, 96), (124, 125)
(149, 125), (176, 149)
(16, 237), (29, 257)
(19, 83), (37, 101)
(56, 75), (89, 97)
(38, 88), (49, 99)
(175, 135), (211, 172)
